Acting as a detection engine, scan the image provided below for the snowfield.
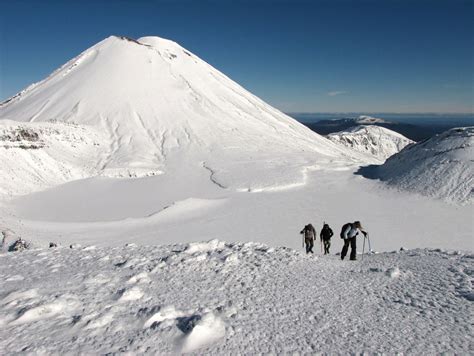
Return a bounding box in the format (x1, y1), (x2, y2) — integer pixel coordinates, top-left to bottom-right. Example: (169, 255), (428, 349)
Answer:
(0, 241), (472, 354)
(327, 125), (414, 162)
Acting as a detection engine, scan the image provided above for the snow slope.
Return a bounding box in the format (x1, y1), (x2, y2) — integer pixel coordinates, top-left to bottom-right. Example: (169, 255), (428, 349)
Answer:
(0, 35), (356, 196)
(1, 241), (472, 354)
(375, 127), (473, 204)
(327, 125), (414, 162)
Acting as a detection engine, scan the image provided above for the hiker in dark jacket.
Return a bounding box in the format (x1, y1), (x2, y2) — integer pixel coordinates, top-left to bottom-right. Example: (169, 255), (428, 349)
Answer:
(320, 223), (334, 255)
(300, 224), (316, 254)
(340, 221), (367, 260)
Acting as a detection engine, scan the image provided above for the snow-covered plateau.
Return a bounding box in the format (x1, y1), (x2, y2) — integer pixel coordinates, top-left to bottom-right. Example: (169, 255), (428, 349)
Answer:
(327, 125), (414, 162)
(1, 241), (472, 354)
(0, 35), (473, 354)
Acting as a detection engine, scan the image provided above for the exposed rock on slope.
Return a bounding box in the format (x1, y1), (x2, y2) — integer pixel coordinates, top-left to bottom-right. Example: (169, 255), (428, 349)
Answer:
(327, 125), (414, 162)
(0, 120), (105, 196)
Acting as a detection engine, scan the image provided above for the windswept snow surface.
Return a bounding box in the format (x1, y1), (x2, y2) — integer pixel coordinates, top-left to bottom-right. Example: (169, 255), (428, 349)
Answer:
(375, 127), (474, 204)
(0, 242), (472, 354)
(327, 125), (414, 162)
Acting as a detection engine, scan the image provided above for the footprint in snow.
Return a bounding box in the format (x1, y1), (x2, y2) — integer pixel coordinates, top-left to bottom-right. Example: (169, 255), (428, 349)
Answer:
(386, 267), (401, 278)
(117, 286), (144, 302)
(10, 294), (80, 325)
(126, 272), (150, 285)
(180, 313), (225, 353)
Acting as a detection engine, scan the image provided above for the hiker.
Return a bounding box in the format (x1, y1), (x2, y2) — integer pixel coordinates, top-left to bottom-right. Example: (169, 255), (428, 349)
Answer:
(300, 224), (316, 254)
(340, 221), (367, 260)
(320, 223), (333, 255)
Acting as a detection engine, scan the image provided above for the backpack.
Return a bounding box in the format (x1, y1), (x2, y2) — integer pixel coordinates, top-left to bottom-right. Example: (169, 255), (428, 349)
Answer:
(321, 226), (333, 240)
(340, 223), (352, 239)
(304, 225), (315, 240)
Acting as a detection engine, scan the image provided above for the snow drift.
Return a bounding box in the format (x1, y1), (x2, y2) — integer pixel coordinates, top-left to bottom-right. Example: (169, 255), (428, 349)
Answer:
(0, 35), (356, 197)
(327, 125), (414, 162)
(374, 127), (473, 204)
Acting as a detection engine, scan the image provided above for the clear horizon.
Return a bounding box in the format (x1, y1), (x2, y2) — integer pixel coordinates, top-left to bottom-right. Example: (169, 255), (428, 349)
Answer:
(1, 0), (473, 114)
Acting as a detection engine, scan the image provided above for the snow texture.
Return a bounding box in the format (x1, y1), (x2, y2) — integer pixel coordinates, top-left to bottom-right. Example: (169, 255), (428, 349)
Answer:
(0, 242), (472, 354)
(327, 125), (414, 162)
(376, 127), (473, 204)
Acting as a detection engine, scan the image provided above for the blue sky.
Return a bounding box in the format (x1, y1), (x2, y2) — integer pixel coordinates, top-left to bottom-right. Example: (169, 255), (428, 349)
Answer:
(1, 0), (472, 113)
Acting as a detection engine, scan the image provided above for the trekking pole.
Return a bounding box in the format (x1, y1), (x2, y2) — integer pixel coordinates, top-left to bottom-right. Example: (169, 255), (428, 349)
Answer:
(322, 221), (325, 254)
(367, 233), (372, 253)
(362, 234), (366, 260)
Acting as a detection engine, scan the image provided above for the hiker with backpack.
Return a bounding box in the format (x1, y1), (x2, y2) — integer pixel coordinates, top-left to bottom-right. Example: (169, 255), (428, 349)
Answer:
(300, 223), (316, 254)
(320, 223), (333, 255)
(340, 221), (367, 260)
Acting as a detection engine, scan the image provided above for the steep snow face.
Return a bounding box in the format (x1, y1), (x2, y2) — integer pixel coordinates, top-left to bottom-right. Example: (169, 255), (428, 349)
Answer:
(327, 125), (414, 162)
(0, 35), (354, 196)
(376, 127), (473, 204)
(0, 242), (472, 354)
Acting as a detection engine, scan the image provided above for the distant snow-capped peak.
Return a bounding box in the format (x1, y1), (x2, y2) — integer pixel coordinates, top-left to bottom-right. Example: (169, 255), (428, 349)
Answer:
(355, 115), (391, 124)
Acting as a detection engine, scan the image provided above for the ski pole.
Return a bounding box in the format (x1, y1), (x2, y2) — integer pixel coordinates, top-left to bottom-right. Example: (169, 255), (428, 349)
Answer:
(367, 233), (372, 252)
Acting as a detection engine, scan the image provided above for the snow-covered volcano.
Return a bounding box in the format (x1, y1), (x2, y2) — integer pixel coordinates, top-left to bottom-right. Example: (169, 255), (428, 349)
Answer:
(375, 127), (473, 204)
(327, 125), (414, 162)
(0, 35), (354, 196)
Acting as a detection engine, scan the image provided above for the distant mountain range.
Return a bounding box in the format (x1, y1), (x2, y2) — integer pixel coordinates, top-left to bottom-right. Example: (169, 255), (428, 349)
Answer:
(296, 115), (469, 141)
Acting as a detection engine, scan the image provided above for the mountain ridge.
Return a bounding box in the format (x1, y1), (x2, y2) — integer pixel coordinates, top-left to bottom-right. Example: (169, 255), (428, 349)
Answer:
(327, 125), (414, 162)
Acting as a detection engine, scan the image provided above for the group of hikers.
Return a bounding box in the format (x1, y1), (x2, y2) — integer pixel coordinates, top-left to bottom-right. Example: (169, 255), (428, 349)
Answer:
(300, 221), (368, 260)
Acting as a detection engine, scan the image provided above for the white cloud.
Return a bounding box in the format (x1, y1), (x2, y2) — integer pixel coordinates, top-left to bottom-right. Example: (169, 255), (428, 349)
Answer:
(327, 91), (348, 96)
